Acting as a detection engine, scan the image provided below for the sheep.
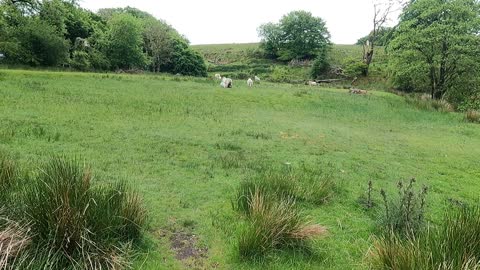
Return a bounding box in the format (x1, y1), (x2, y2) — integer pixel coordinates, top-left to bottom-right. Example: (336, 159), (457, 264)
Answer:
(247, 78), (253, 87)
(214, 73), (221, 80)
(220, 77), (233, 88)
(254, 76), (260, 82)
(349, 88), (368, 95)
(307, 81), (317, 86)
(225, 78), (233, 88)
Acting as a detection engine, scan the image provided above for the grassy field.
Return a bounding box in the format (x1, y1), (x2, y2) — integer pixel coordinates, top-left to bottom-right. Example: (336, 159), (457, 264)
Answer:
(1, 69), (479, 269)
(192, 43), (389, 90)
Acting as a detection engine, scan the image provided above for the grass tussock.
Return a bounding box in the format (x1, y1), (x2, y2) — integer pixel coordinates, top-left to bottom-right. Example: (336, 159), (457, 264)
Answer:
(2, 157), (146, 269)
(233, 163), (335, 213)
(465, 110), (480, 123)
(371, 204), (480, 270)
(0, 157), (16, 193)
(237, 189), (326, 259)
(0, 214), (32, 268)
(405, 95), (454, 112)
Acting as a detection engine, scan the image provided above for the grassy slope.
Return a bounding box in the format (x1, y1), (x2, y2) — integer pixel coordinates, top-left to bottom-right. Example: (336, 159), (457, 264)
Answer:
(1, 69), (479, 269)
(192, 43), (388, 89)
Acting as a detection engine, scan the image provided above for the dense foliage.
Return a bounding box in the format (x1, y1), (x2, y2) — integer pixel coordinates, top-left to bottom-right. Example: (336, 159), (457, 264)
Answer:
(388, 0), (480, 108)
(258, 10), (331, 62)
(0, 1), (207, 76)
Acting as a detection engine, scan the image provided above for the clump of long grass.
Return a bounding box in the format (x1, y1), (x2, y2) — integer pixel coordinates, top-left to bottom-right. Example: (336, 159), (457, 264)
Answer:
(405, 95), (454, 112)
(237, 189), (326, 259)
(0, 157), (16, 193)
(18, 157), (146, 269)
(378, 178), (428, 236)
(465, 110), (480, 123)
(371, 204), (480, 270)
(233, 163), (336, 213)
(0, 212), (32, 269)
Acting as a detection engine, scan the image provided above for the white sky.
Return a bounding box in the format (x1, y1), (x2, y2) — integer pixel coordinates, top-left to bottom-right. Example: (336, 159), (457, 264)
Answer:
(79, 0), (401, 45)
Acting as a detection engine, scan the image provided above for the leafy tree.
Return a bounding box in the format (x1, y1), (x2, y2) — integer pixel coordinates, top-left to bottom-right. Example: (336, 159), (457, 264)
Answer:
(388, 0), (480, 103)
(20, 19), (69, 66)
(257, 22), (282, 59)
(103, 13), (147, 70)
(258, 10), (330, 61)
(143, 18), (176, 72)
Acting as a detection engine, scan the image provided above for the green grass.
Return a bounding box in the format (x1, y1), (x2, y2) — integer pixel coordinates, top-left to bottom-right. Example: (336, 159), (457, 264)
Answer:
(1, 69), (480, 269)
(193, 43), (390, 90)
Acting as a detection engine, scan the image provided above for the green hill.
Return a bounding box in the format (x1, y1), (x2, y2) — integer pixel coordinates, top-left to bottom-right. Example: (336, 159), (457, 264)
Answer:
(192, 43), (388, 89)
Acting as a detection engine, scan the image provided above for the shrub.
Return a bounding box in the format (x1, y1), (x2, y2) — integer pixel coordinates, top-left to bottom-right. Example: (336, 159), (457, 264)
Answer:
(378, 178), (428, 236)
(465, 110), (480, 123)
(20, 157), (146, 268)
(310, 53), (330, 79)
(70, 51), (91, 71)
(269, 66), (291, 83)
(342, 58), (367, 78)
(371, 204), (480, 270)
(237, 189), (326, 259)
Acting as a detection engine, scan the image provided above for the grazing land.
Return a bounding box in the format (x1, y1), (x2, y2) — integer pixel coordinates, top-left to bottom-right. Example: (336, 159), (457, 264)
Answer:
(0, 69), (479, 269)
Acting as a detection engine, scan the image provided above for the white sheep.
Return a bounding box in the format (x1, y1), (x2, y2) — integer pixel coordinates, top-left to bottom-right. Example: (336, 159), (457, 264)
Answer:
(220, 77), (233, 88)
(254, 76), (260, 82)
(247, 78), (253, 87)
(307, 81), (317, 86)
(214, 73), (221, 80)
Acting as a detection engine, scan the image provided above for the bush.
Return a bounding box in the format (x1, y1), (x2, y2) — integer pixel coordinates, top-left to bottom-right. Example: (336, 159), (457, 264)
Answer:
(70, 51), (91, 71)
(342, 58), (367, 78)
(465, 110), (480, 123)
(371, 204), (480, 270)
(15, 157), (147, 268)
(378, 178), (428, 236)
(269, 66), (291, 83)
(310, 53), (330, 79)
(237, 189), (326, 259)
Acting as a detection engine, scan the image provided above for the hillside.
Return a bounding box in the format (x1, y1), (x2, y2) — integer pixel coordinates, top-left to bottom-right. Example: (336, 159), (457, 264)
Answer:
(1, 69), (479, 269)
(192, 43), (388, 89)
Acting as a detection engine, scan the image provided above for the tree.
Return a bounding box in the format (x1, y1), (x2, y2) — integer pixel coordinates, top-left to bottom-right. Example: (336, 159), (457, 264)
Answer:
(360, 1), (401, 76)
(388, 0), (480, 103)
(103, 13), (147, 70)
(258, 10), (330, 61)
(143, 18), (176, 72)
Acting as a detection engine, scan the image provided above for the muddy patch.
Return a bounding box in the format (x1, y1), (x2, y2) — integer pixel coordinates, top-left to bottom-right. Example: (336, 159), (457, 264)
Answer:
(158, 228), (212, 269)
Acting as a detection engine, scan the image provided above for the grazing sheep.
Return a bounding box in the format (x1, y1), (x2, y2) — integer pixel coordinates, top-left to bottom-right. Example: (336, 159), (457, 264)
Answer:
(247, 78), (253, 87)
(220, 77), (233, 88)
(214, 73), (221, 80)
(254, 76), (260, 82)
(307, 81), (317, 86)
(349, 88), (368, 95)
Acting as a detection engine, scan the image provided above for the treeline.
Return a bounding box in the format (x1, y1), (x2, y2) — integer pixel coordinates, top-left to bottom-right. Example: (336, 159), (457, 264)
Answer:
(0, 0), (207, 76)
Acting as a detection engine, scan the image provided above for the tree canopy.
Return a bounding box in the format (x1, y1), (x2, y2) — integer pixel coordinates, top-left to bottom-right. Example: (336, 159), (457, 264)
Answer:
(0, 1), (207, 76)
(258, 10), (331, 61)
(388, 0), (480, 105)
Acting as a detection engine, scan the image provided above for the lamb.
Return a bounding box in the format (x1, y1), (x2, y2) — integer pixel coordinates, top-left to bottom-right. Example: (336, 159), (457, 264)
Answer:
(214, 73), (221, 80)
(247, 78), (253, 87)
(307, 81), (317, 86)
(254, 76), (260, 82)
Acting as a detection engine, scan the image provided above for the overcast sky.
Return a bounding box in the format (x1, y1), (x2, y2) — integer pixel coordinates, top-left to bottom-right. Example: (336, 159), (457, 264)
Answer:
(79, 0), (401, 45)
